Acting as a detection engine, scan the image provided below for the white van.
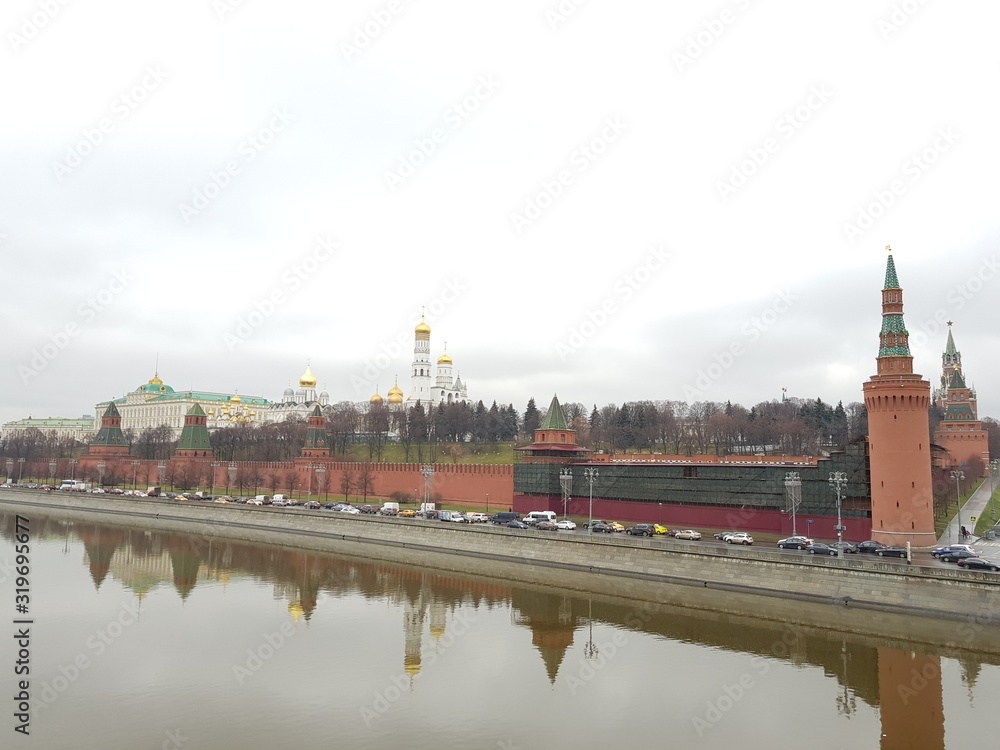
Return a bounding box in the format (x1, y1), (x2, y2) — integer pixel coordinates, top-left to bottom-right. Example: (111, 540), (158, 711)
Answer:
(524, 511), (558, 524)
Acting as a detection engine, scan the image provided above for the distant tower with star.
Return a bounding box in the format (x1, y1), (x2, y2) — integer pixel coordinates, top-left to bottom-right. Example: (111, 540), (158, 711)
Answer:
(933, 323), (989, 476)
(862, 246), (937, 547)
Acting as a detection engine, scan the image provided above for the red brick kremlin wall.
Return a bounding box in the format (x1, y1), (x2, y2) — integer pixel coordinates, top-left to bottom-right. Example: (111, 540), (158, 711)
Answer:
(64, 456), (513, 507)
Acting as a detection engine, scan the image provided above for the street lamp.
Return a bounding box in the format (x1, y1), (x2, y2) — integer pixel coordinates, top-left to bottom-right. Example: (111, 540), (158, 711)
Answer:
(49, 459), (57, 485)
(421, 464), (434, 508)
(5, 459), (13, 483)
(486, 492), (490, 514)
(584, 467), (598, 535)
(784, 471), (801, 537)
(950, 469), (965, 542)
(131, 460), (140, 490)
(69, 458), (77, 481)
(989, 459), (999, 525)
(18, 458), (25, 484)
(227, 462), (237, 495)
(559, 468), (573, 520)
(306, 463), (315, 502)
(829, 472), (847, 558)
(157, 461), (167, 486)
(97, 461), (106, 488)
(210, 461), (219, 496)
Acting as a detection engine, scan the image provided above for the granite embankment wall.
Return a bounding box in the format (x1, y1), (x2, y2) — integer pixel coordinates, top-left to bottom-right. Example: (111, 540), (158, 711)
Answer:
(3, 491), (1000, 641)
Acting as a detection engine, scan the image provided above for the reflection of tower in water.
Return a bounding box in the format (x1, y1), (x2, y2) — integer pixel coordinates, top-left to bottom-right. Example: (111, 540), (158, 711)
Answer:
(877, 649), (944, 750)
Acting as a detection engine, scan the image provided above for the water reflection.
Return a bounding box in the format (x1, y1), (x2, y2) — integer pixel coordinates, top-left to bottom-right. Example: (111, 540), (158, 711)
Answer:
(2, 512), (996, 749)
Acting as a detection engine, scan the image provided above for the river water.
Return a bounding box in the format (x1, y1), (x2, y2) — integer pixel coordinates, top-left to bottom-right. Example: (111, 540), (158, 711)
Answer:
(1, 511), (997, 749)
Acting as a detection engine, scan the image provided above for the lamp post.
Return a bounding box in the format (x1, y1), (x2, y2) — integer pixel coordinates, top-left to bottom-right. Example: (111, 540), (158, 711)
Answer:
(18, 458), (25, 484)
(210, 461), (219, 496)
(989, 459), (999, 525)
(49, 459), (57, 485)
(69, 458), (77, 481)
(584, 467), (598, 535)
(486, 492), (490, 514)
(950, 469), (965, 543)
(421, 465), (434, 508)
(6, 459), (13, 483)
(784, 471), (801, 537)
(227, 462), (237, 495)
(131, 460), (140, 490)
(559, 468), (573, 521)
(97, 461), (106, 488)
(829, 471), (847, 558)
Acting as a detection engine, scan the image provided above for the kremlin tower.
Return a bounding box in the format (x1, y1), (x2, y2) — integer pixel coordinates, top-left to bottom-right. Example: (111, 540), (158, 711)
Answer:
(862, 247), (936, 547)
(933, 324), (989, 475)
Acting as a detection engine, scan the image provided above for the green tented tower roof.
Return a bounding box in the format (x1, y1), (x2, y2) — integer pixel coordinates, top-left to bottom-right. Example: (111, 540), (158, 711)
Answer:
(539, 395), (568, 431)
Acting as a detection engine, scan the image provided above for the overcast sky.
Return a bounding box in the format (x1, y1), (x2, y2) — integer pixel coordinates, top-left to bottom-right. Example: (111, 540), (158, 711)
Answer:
(2, 0), (998, 427)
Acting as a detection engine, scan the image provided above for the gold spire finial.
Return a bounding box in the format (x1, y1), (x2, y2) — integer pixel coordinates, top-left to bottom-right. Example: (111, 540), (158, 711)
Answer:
(886, 244), (892, 254)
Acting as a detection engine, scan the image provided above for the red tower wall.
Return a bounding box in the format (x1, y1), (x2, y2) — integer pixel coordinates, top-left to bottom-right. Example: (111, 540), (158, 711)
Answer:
(864, 376), (937, 547)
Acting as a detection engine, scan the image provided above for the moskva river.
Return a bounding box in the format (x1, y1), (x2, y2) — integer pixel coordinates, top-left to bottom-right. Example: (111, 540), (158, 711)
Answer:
(2, 512), (996, 749)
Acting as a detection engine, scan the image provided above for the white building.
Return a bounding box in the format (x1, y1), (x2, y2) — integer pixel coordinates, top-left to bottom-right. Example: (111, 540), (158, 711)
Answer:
(1, 416), (95, 444)
(408, 316), (468, 406)
(264, 364), (331, 423)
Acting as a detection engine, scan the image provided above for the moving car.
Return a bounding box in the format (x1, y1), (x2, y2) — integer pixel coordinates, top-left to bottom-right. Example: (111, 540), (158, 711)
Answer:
(491, 512), (521, 525)
(303, 501), (321, 509)
(856, 541), (887, 554)
(506, 520), (528, 529)
(653, 524), (670, 535)
(725, 532), (754, 545)
(938, 548), (978, 563)
(589, 522), (615, 533)
(930, 544), (977, 559)
(535, 521), (559, 531)
(874, 545), (908, 558)
(626, 524), (655, 536)
(830, 541), (858, 554)
(777, 536), (814, 550)
(608, 522), (625, 532)
(956, 557), (1000, 572)
(397, 509), (417, 517)
(714, 531), (740, 541)
(674, 530), (702, 540)
(556, 520), (577, 530)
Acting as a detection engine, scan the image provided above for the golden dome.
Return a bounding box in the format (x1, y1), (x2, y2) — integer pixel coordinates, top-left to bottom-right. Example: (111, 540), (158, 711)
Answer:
(370, 391), (384, 404)
(207, 408), (215, 416)
(388, 383), (404, 404)
(230, 393), (242, 404)
(299, 364), (317, 388)
(415, 315), (430, 340)
(437, 352), (453, 365)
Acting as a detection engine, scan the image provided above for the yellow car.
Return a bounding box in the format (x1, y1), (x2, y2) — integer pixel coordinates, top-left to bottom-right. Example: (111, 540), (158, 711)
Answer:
(608, 521), (625, 532)
(397, 509), (417, 517)
(653, 524), (670, 535)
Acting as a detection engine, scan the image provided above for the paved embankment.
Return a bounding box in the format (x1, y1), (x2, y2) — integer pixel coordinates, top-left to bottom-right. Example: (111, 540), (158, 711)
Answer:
(3, 490), (1000, 651)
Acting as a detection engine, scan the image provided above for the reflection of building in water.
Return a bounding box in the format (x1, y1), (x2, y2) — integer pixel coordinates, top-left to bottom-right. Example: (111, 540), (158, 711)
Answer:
(511, 589), (578, 684)
(77, 524), (127, 589)
(877, 649), (944, 750)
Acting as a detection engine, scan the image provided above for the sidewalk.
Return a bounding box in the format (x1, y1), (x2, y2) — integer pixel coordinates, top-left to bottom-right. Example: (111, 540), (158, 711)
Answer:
(938, 476), (995, 546)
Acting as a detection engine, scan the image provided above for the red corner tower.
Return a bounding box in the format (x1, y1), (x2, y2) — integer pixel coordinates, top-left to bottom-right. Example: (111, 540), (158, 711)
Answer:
(863, 246), (936, 547)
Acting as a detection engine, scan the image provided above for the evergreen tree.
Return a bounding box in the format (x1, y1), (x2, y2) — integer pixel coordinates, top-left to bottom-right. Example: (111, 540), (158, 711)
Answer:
(523, 397), (540, 436)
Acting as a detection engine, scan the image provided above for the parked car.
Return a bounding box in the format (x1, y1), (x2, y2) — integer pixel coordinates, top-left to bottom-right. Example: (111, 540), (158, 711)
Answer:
(491, 512), (521, 525)
(506, 520), (529, 529)
(608, 521), (625, 532)
(303, 501), (321, 509)
(831, 541), (858, 554)
(589, 522), (615, 533)
(714, 531), (740, 541)
(675, 530), (702, 540)
(856, 541), (886, 554)
(938, 548), (978, 563)
(397, 509), (417, 518)
(725, 532), (754, 545)
(340, 506), (361, 515)
(957, 557), (1000, 572)
(535, 521), (559, 531)
(626, 524), (655, 536)
(583, 519), (609, 529)
(556, 520), (577, 530)
(467, 513), (489, 523)
(805, 543), (841, 556)
(653, 524), (670, 535)
(930, 544), (977, 559)
(874, 545), (908, 558)
(777, 536), (814, 550)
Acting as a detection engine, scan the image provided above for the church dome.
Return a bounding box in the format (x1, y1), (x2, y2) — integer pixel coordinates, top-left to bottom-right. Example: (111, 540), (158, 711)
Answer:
(437, 352), (453, 365)
(283, 386), (294, 399)
(388, 383), (404, 404)
(370, 391), (384, 404)
(230, 393), (242, 404)
(299, 364), (317, 388)
(320, 389), (329, 400)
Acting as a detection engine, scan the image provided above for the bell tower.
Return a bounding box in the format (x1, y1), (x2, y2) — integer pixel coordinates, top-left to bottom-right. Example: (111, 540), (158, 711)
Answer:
(862, 246), (936, 547)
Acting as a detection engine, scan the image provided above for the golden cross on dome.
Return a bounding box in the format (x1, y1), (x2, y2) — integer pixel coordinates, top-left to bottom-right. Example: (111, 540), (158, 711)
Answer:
(886, 244), (892, 254)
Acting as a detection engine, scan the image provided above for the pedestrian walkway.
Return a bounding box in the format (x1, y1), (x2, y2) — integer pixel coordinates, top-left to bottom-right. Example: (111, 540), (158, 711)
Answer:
(939, 476), (996, 547)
